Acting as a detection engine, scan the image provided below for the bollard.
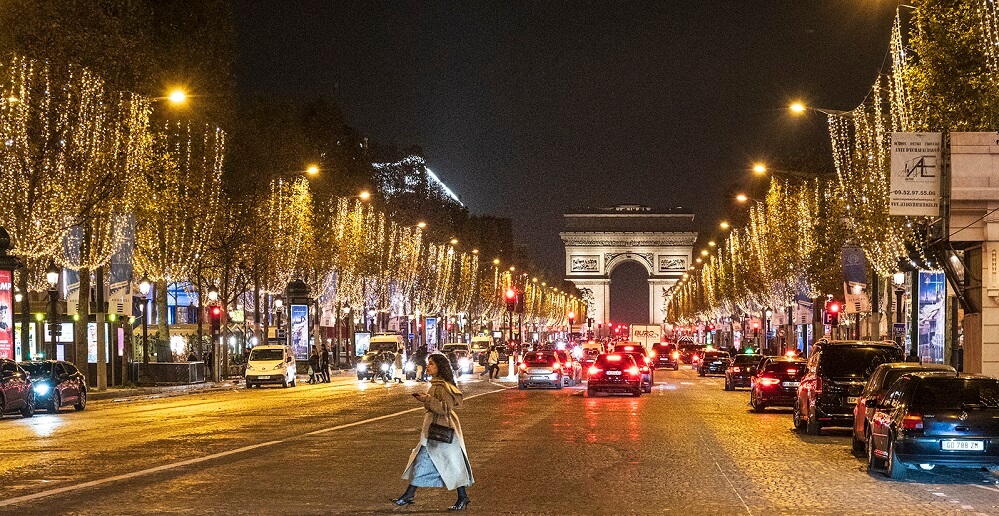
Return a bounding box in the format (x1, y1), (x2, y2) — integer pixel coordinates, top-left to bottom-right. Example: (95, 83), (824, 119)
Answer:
(508, 356), (516, 378)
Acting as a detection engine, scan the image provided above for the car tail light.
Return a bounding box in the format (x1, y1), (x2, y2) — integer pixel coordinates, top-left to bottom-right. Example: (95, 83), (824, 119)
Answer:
(640, 366), (650, 373)
(518, 362), (527, 371)
(627, 366), (640, 376)
(758, 377), (781, 387)
(787, 368), (797, 376)
(649, 349), (657, 358)
(588, 366), (601, 375)
(731, 367), (741, 373)
(552, 361), (561, 371)
(902, 412), (923, 430)
(672, 351), (680, 360)
(607, 355), (622, 362)
(692, 355), (700, 363)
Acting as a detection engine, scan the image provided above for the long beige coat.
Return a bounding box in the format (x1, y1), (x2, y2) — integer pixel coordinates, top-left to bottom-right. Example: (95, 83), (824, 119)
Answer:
(402, 379), (474, 489)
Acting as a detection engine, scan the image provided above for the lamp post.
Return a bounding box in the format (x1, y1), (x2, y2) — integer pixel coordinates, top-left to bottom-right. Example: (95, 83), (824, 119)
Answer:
(139, 275), (151, 364)
(893, 272), (906, 350)
(45, 262), (59, 360)
(764, 309), (773, 354)
(274, 295), (284, 344)
(13, 288), (23, 360)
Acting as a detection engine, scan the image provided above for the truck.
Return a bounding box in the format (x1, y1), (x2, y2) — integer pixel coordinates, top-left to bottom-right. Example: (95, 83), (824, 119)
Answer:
(629, 324), (663, 348)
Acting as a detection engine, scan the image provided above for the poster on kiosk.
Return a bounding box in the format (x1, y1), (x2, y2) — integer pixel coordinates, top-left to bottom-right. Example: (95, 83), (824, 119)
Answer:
(0, 269), (13, 360)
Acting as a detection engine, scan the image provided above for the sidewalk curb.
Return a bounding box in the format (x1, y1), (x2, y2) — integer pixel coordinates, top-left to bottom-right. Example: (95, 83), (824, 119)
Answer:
(89, 382), (241, 402)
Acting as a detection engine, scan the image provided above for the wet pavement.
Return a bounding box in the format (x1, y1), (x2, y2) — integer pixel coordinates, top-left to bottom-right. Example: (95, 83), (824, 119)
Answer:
(2, 366), (999, 514)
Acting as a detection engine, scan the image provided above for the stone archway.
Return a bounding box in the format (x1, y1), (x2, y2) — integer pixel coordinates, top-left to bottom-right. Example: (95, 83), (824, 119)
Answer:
(561, 205), (697, 325)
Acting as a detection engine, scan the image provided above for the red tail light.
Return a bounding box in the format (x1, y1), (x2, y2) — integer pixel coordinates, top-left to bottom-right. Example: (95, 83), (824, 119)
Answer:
(552, 362), (561, 371)
(607, 355), (622, 362)
(648, 350), (657, 358)
(731, 367), (741, 373)
(640, 366), (650, 373)
(672, 351), (680, 360)
(786, 368), (797, 376)
(588, 366), (601, 375)
(518, 362), (527, 371)
(627, 366), (640, 376)
(758, 377), (781, 387)
(902, 412), (924, 430)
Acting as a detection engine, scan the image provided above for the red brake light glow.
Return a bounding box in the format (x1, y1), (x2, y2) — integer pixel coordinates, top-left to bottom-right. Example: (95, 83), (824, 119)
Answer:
(627, 366), (640, 376)
(588, 366), (600, 375)
(902, 413), (923, 430)
(518, 362), (527, 371)
(759, 377), (781, 386)
(786, 368), (797, 376)
(606, 355), (622, 362)
(672, 351), (680, 360)
(731, 367), (741, 373)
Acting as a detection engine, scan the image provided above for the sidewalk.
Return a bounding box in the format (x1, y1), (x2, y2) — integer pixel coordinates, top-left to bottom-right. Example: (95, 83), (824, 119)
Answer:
(88, 381), (243, 402)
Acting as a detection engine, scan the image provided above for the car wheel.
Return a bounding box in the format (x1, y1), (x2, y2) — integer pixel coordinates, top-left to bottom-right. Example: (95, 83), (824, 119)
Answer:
(246, 383), (254, 389)
(20, 391), (34, 418)
(886, 436), (907, 480)
(632, 388), (641, 397)
(586, 387), (595, 397)
(290, 378), (296, 387)
(644, 383), (652, 393)
(74, 386), (87, 411)
(866, 429), (884, 470)
(698, 370), (704, 377)
(282, 379), (288, 388)
(792, 401), (806, 430)
(51, 391), (61, 413)
(806, 407), (822, 435)
(357, 374), (364, 381)
(673, 364), (679, 371)
(518, 382), (525, 390)
(555, 380), (563, 390)
(750, 393), (765, 413)
(852, 431), (865, 454)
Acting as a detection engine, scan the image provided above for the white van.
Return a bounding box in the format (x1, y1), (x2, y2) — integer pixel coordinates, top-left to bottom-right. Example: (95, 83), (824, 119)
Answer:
(369, 334), (405, 353)
(245, 345), (297, 388)
(469, 336), (493, 363)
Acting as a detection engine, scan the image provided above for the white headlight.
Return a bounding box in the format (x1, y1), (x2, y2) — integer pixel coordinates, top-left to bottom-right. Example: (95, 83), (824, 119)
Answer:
(405, 363), (415, 372)
(380, 363), (389, 372)
(357, 363), (367, 371)
(459, 358), (469, 367)
(33, 383), (50, 396)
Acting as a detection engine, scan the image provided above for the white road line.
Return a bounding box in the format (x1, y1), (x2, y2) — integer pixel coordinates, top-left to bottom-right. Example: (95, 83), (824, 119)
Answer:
(0, 387), (508, 507)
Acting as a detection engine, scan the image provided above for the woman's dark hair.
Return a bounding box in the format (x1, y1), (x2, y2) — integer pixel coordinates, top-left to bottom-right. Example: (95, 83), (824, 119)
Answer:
(427, 353), (456, 385)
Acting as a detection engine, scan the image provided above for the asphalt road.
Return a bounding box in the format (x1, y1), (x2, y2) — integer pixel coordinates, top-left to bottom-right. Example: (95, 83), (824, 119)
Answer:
(2, 365), (999, 515)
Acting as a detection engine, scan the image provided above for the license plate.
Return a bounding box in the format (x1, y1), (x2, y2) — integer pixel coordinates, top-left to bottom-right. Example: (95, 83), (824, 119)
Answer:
(847, 396), (859, 404)
(942, 440), (984, 451)
(606, 371), (622, 376)
(782, 381), (800, 388)
(258, 376), (271, 380)
(712, 361), (722, 365)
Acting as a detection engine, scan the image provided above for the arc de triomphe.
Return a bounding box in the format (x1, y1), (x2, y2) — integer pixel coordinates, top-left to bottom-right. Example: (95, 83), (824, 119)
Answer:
(561, 205), (698, 325)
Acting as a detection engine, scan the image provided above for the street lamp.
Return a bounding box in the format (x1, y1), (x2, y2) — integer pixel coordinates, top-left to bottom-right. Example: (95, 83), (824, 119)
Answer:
(274, 295), (284, 338)
(167, 89), (187, 105)
(139, 275), (151, 364)
(893, 272), (906, 350)
(306, 164), (319, 176)
(45, 261), (59, 360)
(208, 285), (219, 303)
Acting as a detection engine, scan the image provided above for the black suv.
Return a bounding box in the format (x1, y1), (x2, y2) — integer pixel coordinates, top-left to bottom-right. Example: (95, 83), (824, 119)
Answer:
(724, 353), (764, 390)
(750, 356), (806, 411)
(698, 350), (731, 376)
(793, 341), (903, 435)
(651, 342), (679, 370)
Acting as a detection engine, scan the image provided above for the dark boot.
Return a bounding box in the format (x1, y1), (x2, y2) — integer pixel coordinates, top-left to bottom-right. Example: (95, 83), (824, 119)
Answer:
(449, 486), (470, 511)
(393, 485), (417, 505)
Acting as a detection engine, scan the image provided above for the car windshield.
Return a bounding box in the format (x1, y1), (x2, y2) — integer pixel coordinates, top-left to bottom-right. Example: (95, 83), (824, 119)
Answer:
(584, 348), (602, 358)
(704, 352), (728, 360)
(525, 353), (556, 366)
(913, 378), (999, 409)
(249, 349), (284, 361)
(595, 354), (636, 368)
(23, 363), (52, 377)
(820, 346), (902, 379)
(733, 355), (759, 364)
(764, 362), (805, 375)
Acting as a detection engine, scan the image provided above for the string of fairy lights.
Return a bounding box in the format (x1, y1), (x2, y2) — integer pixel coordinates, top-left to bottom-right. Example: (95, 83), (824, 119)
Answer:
(665, 5), (969, 325)
(0, 51), (586, 329)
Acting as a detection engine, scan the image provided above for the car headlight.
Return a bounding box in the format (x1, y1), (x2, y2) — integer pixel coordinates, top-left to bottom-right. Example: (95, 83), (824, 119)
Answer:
(33, 383), (50, 396)
(459, 358), (469, 368)
(405, 362), (415, 372)
(357, 363), (367, 371)
(380, 363), (389, 372)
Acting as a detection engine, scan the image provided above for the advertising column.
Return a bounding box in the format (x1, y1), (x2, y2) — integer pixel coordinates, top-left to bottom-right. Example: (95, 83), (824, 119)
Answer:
(0, 270), (13, 360)
(290, 304), (310, 361)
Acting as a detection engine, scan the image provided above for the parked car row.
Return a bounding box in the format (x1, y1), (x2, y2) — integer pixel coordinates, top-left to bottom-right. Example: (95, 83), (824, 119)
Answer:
(718, 339), (999, 480)
(0, 358), (87, 419)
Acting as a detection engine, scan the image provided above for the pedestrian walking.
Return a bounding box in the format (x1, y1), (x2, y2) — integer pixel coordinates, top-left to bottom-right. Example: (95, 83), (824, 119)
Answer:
(393, 348), (406, 383)
(414, 345), (428, 382)
(320, 344), (331, 383)
(308, 349), (320, 384)
(487, 346), (500, 379)
(205, 350), (214, 379)
(394, 353), (473, 510)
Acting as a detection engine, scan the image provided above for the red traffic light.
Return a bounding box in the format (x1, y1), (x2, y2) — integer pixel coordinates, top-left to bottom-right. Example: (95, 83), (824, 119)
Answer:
(505, 288), (516, 301)
(828, 301), (841, 313)
(567, 311), (575, 320)
(210, 306), (222, 317)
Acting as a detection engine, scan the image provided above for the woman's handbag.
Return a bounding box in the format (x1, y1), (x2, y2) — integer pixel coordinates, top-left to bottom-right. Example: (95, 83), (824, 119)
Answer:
(427, 411), (455, 443)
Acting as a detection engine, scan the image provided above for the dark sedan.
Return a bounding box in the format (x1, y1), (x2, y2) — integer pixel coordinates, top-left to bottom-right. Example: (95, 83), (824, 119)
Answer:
(750, 357), (806, 411)
(868, 374), (999, 480)
(724, 353), (764, 390)
(851, 362), (955, 454)
(698, 350), (731, 377)
(0, 358), (35, 419)
(23, 360), (87, 412)
(586, 353), (642, 397)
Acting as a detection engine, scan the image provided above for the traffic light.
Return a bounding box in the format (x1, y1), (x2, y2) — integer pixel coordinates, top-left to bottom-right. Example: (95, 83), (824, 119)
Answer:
(827, 300), (841, 326)
(209, 305), (222, 332)
(515, 291), (525, 313)
(567, 311), (575, 326)
(505, 288), (516, 312)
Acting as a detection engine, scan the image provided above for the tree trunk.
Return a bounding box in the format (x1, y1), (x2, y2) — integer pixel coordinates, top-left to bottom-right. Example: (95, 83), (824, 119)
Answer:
(18, 271), (30, 362)
(95, 266), (107, 390)
(75, 266), (90, 375)
(253, 275), (261, 345)
(156, 279), (169, 360)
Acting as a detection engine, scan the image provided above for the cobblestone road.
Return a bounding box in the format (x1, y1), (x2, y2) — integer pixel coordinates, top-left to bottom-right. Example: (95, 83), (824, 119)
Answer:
(1, 365), (998, 514)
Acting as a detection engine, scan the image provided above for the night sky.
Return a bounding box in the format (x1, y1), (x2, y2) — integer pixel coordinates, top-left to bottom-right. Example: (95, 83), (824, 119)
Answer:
(235, 1), (900, 322)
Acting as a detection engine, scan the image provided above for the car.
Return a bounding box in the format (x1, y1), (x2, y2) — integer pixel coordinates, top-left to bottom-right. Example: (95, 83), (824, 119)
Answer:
(749, 356), (806, 411)
(617, 351), (654, 393)
(0, 358), (35, 418)
(581, 346), (602, 372)
(450, 349), (475, 376)
(851, 362), (956, 453)
(724, 353), (765, 390)
(651, 342), (680, 370)
(556, 350), (582, 386)
(517, 351), (563, 389)
(698, 350), (731, 377)
(23, 360), (87, 412)
(245, 345), (298, 388)
(586, 353), (642, 397)
(470, 336), (493, 365)
(793, 340), (904, 435)
(678, 341), (706, 364)
(356, 351), (395, 381)
(867, 374), (999, 480)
